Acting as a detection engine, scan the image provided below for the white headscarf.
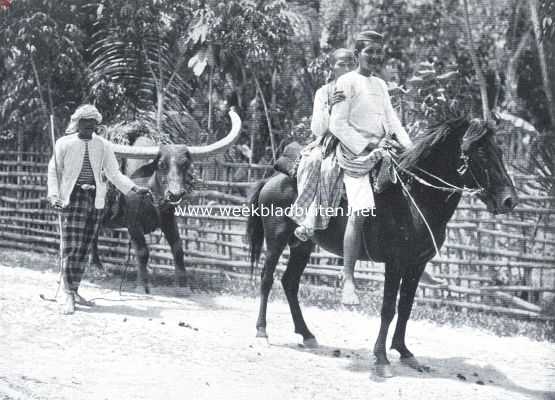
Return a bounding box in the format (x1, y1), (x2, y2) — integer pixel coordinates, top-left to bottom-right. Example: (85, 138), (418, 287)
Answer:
(65, 104), (103, 134)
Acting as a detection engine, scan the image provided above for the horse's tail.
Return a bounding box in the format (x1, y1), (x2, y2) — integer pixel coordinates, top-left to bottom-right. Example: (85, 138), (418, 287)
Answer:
(246, 179), (267, 278)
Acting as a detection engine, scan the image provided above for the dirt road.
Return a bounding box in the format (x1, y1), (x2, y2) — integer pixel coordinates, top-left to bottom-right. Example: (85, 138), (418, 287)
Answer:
(1, 263), (554, 400)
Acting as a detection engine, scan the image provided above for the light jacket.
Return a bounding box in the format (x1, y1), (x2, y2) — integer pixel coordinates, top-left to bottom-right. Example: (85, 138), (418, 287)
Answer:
(47, 133), (135, 209)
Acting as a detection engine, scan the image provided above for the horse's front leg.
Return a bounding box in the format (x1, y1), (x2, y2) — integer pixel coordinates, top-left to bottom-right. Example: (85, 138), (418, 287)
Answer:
(373, 261), (401, 378)
(160, 210), (188, 292)
(391, 262), (430, 372)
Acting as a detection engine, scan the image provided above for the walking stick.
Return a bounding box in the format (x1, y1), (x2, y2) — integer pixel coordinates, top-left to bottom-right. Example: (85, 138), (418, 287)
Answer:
(39, 114), (64, 302)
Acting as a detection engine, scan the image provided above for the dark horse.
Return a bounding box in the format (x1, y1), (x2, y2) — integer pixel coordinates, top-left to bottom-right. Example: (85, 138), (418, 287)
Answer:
(246, 116), (517, 377)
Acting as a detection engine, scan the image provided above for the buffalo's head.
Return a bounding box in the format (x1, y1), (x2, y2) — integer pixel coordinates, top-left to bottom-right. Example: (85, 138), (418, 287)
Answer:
(131, 145), (194, 206)
(113, 108), (242, 207)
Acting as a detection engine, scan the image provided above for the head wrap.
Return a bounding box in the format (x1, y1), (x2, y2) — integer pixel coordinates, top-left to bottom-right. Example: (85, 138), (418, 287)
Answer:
(355, 30), (384, 44)
(65, 104), (103, 134)
(331, 48), (355, 63)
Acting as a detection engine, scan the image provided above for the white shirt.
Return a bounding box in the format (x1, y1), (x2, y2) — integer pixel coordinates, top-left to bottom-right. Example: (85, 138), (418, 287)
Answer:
(310, 82), (336, 137)
(329, 71), (412, 155)
(47, 133), (135, 209)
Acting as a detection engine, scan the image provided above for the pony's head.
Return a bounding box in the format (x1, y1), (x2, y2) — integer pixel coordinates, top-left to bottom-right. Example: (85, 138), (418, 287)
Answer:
(457, 119), (517, 214)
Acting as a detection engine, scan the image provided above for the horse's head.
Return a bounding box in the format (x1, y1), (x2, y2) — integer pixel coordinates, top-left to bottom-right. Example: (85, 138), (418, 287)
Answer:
(458, 119), (518, 214)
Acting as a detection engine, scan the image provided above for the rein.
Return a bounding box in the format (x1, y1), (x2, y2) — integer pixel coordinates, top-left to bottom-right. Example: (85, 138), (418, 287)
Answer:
(387, 151), (484, 259)
(390, 157), (483, 197)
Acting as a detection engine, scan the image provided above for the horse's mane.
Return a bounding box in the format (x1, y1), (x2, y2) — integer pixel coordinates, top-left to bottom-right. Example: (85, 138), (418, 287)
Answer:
(398, 115), (468, 170)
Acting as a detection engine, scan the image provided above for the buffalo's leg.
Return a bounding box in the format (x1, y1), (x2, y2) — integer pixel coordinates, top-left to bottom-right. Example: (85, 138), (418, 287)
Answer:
(281, 239), (317, 347)
(160, 210), (187, 289)
(256, 217), (290, 339)
(391, 263), (429, 371)
(373, 261), (401, 378)
(129, 232), (150, 294)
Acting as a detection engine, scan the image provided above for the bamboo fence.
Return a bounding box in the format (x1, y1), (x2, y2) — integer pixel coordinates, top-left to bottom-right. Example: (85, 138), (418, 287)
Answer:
(0, 151), (554, 320)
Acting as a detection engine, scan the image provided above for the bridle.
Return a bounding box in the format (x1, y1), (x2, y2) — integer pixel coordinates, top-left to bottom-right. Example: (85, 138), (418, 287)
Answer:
(387, 147), (488, 258)
(391, 149), (486, 199)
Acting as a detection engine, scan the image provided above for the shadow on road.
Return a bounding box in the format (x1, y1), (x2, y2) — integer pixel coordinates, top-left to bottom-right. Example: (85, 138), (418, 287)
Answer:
(272, 341), (555, 399)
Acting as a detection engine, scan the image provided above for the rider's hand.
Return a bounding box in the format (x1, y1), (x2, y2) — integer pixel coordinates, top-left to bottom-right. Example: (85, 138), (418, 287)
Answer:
(131, 185), (151, 195)
(379, 136), (403, 154)
(48, 196), (63, 209)
(330, 90), (346, 106)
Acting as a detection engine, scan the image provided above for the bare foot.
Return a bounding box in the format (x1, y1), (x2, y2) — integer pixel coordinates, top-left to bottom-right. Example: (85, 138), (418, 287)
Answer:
(294, 226), (313, 242)
(62, 292), (75, 315)
(74, 292), (95, 307)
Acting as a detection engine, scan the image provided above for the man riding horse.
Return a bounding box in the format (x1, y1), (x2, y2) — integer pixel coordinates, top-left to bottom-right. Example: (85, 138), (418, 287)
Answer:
(248, 28), (517, 379)
(329, 31), (414, 305)
(292, 31), (441, 305)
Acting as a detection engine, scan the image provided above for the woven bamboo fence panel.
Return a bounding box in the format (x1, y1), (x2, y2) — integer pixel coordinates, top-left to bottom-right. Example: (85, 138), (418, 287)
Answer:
(0, 151), (553, 320)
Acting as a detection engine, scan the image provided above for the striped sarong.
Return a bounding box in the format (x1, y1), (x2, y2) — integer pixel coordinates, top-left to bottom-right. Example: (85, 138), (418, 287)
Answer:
(290, 145), (344, 230)
(61, 187), (103, 292)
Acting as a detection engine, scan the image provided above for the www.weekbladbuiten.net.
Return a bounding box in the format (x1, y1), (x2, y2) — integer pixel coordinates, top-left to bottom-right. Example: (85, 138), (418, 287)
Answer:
(174, 204), (377, 218)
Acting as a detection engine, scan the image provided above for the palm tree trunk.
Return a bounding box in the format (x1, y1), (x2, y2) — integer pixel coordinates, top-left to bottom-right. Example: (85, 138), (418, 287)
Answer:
(529, 0), (555, 129)
(208, 65), (214, 138)
(253, 73), (276, 163)
(30, 53), (48, 118)
(505, 29), (531, 111)
(463, 0), (491, 120)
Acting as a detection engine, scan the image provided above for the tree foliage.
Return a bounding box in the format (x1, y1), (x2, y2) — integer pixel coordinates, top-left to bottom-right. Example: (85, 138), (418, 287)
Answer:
(0, 0), (552, 168)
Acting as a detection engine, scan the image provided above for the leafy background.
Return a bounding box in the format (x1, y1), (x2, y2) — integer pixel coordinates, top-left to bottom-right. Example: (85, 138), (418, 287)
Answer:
(0, 0), (553, 170)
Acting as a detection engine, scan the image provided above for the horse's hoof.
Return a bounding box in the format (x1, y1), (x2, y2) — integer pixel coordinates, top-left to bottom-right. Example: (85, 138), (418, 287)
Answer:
(401, 356), (430, 372)
(256, 328), (268, 339)
(375, 363), (394, 378)
(341, 289), (361, 306)
(303, 337), (319, 348)
(175, 286), (193, 297)
(143, 286), (150, 295)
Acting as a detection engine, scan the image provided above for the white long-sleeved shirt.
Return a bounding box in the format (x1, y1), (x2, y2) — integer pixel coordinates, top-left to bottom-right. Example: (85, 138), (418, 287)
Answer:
(329, 71), (412, 155)
(47, 133), (135, 209)
(310, 82), (335, 137)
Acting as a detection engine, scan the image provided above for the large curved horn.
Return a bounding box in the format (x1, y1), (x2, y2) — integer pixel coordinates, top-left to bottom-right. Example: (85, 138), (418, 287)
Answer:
(188, 107), (242, 158)
(110, 108), (241, 159)
(111, 143), (160, 159)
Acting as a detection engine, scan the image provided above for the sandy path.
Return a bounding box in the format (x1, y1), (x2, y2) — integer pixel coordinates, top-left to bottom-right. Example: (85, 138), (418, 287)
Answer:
(0, 264), (554, 400)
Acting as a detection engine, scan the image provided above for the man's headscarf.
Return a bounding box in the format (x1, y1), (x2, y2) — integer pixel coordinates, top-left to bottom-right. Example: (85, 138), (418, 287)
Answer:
(331, 48), (354, 63)
(65, 104), (103, 134)
(355, 30), (384, 44)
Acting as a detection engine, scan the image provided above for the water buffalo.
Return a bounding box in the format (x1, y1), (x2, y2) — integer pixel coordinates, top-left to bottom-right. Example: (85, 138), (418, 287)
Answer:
(91, 109), (241, 293)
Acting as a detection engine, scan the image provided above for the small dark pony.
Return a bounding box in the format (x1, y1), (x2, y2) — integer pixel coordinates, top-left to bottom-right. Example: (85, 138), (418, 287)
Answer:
(247, 115), (517, 377)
